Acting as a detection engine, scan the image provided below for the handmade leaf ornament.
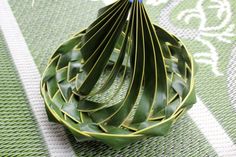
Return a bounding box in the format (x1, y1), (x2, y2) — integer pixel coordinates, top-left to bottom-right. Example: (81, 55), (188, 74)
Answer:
(41, 0), (196, 149)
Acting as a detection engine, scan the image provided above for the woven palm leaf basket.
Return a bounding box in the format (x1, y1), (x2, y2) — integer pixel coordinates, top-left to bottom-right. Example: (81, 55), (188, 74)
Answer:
(41, 0), (197, 149)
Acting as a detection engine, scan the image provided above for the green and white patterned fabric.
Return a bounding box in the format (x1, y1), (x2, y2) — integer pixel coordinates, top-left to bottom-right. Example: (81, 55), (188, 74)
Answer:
(0, 0), (235, 156)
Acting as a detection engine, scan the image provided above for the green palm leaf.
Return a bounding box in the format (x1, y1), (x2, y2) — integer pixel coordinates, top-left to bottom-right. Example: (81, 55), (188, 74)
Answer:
(41, 0), (196, 149)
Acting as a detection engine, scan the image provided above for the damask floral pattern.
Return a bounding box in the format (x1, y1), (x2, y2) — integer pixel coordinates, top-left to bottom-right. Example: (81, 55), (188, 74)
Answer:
(95, 0), (235, 76)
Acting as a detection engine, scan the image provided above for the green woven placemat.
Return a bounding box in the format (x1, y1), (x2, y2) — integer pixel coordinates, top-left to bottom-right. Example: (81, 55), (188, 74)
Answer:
(0, 31), (48, 156)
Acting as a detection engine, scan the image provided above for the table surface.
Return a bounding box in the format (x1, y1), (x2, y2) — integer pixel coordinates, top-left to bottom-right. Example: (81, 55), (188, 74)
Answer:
(0, 0), (235, 156)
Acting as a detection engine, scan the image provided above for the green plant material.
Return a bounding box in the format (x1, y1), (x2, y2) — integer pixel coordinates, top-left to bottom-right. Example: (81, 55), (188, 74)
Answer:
(41, 0), (196, 149)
